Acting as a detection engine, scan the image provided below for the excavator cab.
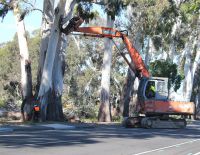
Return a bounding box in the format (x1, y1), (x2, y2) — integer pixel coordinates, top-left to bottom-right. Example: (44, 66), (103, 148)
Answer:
(138, 77), (169, 102)
(134, 77), (194, 128)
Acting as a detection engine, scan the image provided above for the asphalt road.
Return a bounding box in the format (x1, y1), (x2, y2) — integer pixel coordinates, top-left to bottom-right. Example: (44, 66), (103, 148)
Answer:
(0, 121), (200, 155)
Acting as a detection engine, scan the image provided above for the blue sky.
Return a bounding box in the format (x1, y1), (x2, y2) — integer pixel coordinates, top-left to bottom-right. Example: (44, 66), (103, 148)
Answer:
(0, 1), (43, 43)
(0, 1), (105, 44)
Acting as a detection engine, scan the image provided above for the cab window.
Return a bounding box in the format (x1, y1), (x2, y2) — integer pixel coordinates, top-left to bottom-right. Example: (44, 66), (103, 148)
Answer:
(145, 81), (156, 99)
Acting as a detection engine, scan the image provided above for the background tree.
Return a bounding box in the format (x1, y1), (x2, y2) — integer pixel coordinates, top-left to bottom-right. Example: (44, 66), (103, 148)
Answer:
(0, 0), (35, 120)
(98, 0), (129, 122)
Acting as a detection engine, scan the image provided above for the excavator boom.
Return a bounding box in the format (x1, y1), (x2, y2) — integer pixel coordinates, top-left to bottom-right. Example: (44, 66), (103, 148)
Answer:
(74, 27), (150, 78)
(61, 17), (149, 78)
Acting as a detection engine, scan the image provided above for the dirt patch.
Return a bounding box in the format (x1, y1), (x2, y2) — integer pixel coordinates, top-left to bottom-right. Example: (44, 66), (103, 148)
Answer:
(0, 109), (21, 123)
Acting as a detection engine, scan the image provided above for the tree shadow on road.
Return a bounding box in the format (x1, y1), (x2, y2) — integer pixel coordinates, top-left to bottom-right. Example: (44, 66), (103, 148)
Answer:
(0, 121), (200, 149)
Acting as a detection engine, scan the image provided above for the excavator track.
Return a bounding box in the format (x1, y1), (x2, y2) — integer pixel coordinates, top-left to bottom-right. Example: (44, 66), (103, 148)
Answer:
(123, 116), (143, 128)
(124, 116), (187, 129)
(141, 117), (186, 129)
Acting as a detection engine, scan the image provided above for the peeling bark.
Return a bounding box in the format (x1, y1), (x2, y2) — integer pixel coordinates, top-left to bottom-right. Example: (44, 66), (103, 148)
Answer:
(38, 0), (76, 121)
(38, 0), (67, 121)
(36, 0), (55, 96)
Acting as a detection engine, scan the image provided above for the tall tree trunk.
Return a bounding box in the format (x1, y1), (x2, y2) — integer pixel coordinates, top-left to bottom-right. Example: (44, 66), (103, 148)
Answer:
(145, 36), (155, 66)
(38, 0), (76, 121)
(183, 32), (198, 102)
(46, 33), (67, 121)
(38, 0), (67, 121)
(46, 0), (76, 121)
(191, 17), (200, 118)
(98, 15), (114, 122)
(191, 65), (200, 119)
(36, 0), (55, 96)
(13, 1), (33, 121)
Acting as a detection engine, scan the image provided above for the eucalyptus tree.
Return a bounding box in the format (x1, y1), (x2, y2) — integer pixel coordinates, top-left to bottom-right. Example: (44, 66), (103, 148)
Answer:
(0, 0), (76, 121)
(179, 0), (200, 104)
(38, 0), (100, 121)
(97, 0), (130, 122)
(37, 0), (79, 121)
(0, 0), (34, 120)
(98, 14), (114, 122)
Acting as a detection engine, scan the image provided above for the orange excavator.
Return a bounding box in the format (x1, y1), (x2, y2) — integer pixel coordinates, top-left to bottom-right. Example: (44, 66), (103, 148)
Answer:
(60, 17), (195, 128)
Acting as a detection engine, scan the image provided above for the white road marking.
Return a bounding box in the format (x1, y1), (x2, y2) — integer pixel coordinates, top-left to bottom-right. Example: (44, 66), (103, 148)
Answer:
(133, 139), (200, 155)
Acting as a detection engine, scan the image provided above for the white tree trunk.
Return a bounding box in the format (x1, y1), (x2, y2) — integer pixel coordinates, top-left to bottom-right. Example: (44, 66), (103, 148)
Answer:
(36, 0), (55, 95)
(38, 0), (67, 97)
(13, 1), (33, 121)
(13, 2), (32, 98)
(51, 0), (76, 94)
(183, 33), (198, 101)
(145, 37), (155, 66)
(47, 0), (76, 120)
(98, 15), (114, 122)
(38, 0), (67, 120)
(37, 0), (76, 121)
(46, 34), (66, 120)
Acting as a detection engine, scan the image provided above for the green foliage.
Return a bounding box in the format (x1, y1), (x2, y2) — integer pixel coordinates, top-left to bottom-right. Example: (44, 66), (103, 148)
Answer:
(103, 0), (130, 20)
(180, 0), (200, 23)
(150, 60), (184, 91)
(75, 2), (99, 23)
(131, 0), (170, 35)
(126, 0), (170, 51)
(0, 0), (12, 21)
(78, 0), (130, 20)
(154, 0), (177, 50)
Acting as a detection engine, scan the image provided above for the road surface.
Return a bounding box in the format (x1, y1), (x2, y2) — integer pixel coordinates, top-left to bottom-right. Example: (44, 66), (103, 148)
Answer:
(0, 121), (200, 155)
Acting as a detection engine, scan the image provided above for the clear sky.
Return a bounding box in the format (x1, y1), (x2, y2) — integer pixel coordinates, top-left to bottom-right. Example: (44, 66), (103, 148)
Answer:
(0, 1), (104, 44)
(0, 0), (43, 43)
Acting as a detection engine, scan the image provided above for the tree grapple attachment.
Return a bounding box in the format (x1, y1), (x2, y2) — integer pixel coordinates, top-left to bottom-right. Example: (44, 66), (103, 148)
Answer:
(61, 16), (84, 35)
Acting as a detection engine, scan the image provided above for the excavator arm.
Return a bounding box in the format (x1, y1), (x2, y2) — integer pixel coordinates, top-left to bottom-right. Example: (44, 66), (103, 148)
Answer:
(61, 17), (150, 79)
